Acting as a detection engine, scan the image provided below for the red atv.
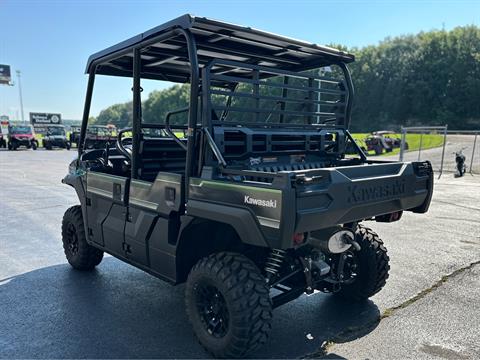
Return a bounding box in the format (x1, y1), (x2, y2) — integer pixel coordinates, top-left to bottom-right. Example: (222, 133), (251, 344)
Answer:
(7, 125), (39, 150)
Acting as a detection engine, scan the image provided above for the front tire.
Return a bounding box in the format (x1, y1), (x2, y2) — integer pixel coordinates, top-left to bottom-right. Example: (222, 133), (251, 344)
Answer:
(186, 252), (272, 358)
(31, 141), (38, 150)
(335, 225), (390, 300)
(61, 205), (103, 270)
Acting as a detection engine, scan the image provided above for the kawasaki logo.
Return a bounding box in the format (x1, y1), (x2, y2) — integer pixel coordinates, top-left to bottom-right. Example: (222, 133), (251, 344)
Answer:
(244, 195), (277, 208)
(348, 180), (406, 203)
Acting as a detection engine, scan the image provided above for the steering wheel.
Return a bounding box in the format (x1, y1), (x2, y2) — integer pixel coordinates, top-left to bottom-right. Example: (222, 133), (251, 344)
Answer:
(116, 128), (133, 161)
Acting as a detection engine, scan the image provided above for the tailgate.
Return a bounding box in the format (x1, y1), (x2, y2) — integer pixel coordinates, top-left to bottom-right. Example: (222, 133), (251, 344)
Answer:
(294, 161), (433, 232)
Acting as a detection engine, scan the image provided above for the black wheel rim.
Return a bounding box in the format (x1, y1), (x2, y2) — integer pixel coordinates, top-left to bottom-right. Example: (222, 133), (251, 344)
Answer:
(66, 223), (79, 255)
(195, 282), (229, 338)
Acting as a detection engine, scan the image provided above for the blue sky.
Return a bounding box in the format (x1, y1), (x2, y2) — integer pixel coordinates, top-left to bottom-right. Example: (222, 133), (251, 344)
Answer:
(1, 0), (479, 120)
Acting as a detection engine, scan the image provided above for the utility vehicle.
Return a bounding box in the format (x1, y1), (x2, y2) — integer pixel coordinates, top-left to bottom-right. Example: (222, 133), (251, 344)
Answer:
(7, 124), (38, 150)
(61, 15), (433, 358)
(43, 124), (71, 150)
(69, 126), (81, 147)
(84, 125), (116, 149)
(365, 131), (408, 155)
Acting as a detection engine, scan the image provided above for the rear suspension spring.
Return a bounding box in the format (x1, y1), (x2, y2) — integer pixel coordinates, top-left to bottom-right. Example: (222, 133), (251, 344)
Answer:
(265, 249), (287, 278)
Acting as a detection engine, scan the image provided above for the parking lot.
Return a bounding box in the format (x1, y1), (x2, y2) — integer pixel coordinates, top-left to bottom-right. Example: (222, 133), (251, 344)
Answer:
(1, 148), (479, 359)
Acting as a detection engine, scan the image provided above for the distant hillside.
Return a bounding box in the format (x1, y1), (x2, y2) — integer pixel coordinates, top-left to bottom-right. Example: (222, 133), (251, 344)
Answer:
(93, 25), (480, 131)
(347, 25), (480, 131)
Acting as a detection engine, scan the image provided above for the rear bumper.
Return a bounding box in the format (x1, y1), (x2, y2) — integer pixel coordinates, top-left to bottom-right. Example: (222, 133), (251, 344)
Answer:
(294, 161), (433, 232)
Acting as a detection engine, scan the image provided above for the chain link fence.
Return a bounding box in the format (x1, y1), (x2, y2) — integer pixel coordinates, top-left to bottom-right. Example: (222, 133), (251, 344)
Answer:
(399, 126), (479, 177)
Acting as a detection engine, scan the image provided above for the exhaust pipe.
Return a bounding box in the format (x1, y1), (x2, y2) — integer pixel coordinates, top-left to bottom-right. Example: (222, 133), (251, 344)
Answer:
(308, 226), (359, 254)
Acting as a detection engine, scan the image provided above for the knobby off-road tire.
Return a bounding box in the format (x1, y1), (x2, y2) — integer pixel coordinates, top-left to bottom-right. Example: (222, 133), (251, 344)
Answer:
(185, 252), (272, 358)
(336, 225), (390, 300)
(61, 205), (103, 270)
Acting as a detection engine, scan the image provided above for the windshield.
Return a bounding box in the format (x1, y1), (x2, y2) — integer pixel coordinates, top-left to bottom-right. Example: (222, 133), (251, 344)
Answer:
(10, 126), (32, 134)
(48, 127), (65, 136)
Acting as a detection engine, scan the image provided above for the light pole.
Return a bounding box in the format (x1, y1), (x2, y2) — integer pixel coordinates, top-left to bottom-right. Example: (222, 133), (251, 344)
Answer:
(16, 70), (25, 124)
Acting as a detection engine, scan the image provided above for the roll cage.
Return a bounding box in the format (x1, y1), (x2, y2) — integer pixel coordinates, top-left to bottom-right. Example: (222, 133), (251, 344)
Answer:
(79, 14), (357, 194)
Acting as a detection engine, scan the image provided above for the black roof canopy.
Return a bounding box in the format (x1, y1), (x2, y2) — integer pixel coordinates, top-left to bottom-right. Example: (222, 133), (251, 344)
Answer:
(86, 14), (355, 83)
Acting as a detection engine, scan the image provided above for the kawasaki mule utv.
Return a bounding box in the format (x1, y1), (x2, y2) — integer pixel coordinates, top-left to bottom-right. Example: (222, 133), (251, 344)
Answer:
(43, 124), (71, 150)
(84, 125), (116, 149)
(69, 125), (81, 147)
(62, 15), (433, 358)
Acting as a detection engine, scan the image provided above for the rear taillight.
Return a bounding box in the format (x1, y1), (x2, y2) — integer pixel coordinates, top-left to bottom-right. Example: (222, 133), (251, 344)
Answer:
(293, 233), (305, 246)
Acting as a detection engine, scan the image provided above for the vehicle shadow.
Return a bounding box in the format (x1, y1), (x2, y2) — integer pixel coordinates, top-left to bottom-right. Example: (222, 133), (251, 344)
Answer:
(0, 258), (380, 359)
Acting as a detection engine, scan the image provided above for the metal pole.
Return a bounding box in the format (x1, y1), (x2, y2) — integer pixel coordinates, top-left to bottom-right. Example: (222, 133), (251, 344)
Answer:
(438, 125), (448, 179)
(418, 132), (423, 161)
(78, 71), (95, 156)
(16, 70), (25, 124)
(131, 48), (141, 179)
(399, 127), (406, 161)
(317, 69), (322, 123)
(469, 132), (477, 174)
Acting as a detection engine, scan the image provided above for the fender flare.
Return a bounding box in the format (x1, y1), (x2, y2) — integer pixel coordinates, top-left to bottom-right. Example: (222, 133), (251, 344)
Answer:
(62, 173), (88, 227)
(186, 199), (270, 248)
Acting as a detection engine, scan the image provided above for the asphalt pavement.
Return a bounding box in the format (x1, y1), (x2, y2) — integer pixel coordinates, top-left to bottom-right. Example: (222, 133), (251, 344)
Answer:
(1, 148), (479, 359)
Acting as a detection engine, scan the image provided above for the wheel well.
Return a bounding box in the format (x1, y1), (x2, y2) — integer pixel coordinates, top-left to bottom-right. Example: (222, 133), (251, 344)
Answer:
(175, 219), (268, 283)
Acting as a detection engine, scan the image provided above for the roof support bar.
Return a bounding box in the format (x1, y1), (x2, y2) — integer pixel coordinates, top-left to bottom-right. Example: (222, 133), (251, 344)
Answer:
(131, 48), (141, 179)
(339, 62), (354, 128)
(78, 70), (95, 157)
(177, 29), (200, 198)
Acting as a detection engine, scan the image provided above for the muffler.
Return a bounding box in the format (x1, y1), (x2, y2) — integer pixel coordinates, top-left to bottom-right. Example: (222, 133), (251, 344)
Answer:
(308, 226), (359, 254)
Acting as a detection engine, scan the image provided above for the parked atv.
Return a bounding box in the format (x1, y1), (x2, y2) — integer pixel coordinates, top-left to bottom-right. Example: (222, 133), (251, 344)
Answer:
(7, 125), (38, 150)
(43, 124), (71, 150)
(61, 15), (433, 358)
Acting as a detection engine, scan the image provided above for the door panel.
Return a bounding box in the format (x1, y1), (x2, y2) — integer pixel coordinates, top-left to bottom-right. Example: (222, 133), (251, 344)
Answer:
(126, 173), (183, 273)
(102, 204), (127, 256)
(148, 217), (177, 282)
(124, 209), (156, 266)
(129, 172), (183, 215)
(86, 171), (128, 250)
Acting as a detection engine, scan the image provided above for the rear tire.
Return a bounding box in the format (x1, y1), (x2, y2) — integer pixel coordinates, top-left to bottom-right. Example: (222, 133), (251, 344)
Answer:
(335, 225), (390, 300)
(185, 252), (272, 358)
(62, 205), (103, 270)
(31, 141), (38, 150)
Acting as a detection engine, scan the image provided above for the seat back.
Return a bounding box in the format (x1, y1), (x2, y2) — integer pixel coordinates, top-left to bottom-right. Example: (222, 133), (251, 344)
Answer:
(138, 137), (187, 181)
